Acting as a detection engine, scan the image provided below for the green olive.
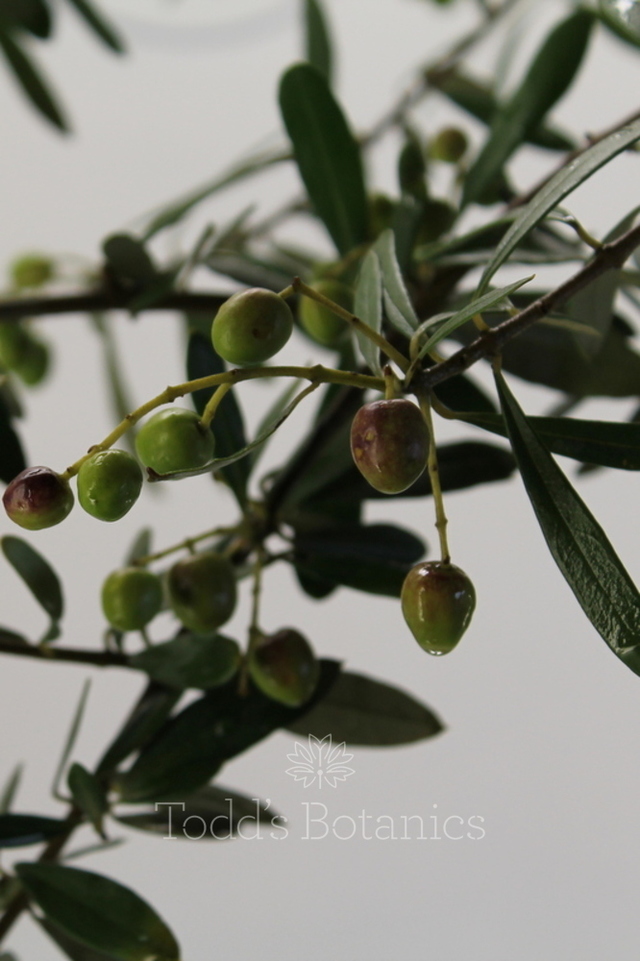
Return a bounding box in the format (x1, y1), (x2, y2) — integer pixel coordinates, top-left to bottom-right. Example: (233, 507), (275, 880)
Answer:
(167, 552), (237, 634)
(249, 628), (319, 707)
(135, 408), (214, 476)
(101, 567), (163, 632)
(10, 254), (54, 290)
(401, 561), (476, 655)
(350, 399), (429, 494)
(77, 449), (143, 522)
(299, 280), (353, 347)
(3, 466), (74, 530)
(211, 288), (293, 366)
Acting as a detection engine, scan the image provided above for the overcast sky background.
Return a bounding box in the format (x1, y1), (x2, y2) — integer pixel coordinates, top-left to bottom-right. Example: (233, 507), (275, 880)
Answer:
(2, 1), (640, 958)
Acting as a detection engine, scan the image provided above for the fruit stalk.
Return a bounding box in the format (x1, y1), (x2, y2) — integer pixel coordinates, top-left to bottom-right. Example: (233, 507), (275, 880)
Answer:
(418, 391), (450, 563)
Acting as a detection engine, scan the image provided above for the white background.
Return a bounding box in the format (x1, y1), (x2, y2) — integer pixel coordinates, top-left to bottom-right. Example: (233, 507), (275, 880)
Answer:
(2, 0), (640, 958)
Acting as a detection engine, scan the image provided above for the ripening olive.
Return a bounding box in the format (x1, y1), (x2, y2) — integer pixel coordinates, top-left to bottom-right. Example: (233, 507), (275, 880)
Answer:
(77, 449), (143, 522)
(350, 398), (429, 494)
(401, 560), (476, 655)
(135, 408), (214, 476)
(248, 628), (319, 707)
(3, 466), (74, 530)
(211, 288), (293, 366)
(167, 552), (237, 635)
(299, 280), (353, 348)
(101, 567), (163, 632)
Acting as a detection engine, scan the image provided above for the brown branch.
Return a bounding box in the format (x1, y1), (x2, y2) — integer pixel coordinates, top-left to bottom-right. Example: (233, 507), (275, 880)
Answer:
(415, 222), (640, 391)
(0, 290), (227, 321)
(0, 639), (128, 667)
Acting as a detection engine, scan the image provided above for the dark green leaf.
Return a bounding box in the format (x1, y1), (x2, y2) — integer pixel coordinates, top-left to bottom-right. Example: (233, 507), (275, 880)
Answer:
(0, 626), (29, 647)
(478, 117), (640, 294)
(0, 765), (22, 814)
(116, 660), (341, 802)
(307, 440), (514, 505)
(16, 863), (180, 961)
(102, 234), (156, 288)
(598, 1), (640, 48)
(96, 682), (181, 776)
(67, 764), (108, 837)
(353, 249), (383, 375)
(304, 0), (333, 84)
(294, 523), (425, 597)
(116, 785), (278, 840)
(462, 411), (640, 470)
(39, 917), (119, 961)
(495, 370), (640, 675)
(0, 390), (26, 485)
(287, 671), (443, 744)
(186, 327), (249, 505)
(434, 372), (498, 414)
(1, 536), (63, 622)
(206, 250), (292, 292)
(64, 0), (125, 53)
(0, 0), (51, 38)
(0, 28), (67, 130)
(433, 70), (575, 151)
(374, 229), (418, 335)
(129, 634), (241, 690)
(143, 145), (289, 240)
(51, 681), (91, 799)
(279, 62), (368, 254)
(0, 813), (66, 848)
(462, 10), (594, 207)
(123, 528), (152, 567)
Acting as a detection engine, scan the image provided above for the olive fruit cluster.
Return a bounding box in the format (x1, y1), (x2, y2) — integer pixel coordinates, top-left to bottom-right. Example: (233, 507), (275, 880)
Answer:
(212, 288), (293, 366)
(248, 628), (319, 707)
(401, 561), (476, 655)
(350, 398), (429, 494)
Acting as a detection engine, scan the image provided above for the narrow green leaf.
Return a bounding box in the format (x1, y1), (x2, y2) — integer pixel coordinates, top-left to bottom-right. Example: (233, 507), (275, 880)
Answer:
(64, 0), (125, 53)
(1, 0), (51, 38)
(374, 230), (419, 335)
(0, 813), (66, 848)
(249, 380), (300, 471)
(96, 682), (181, 776)
(598, 0), (640, 48)
(51, 681), (91, 800)
(116, 785), (278, 840)
(1, 536), (63, 622)
(462, 410), (640, 470)
(354, 249), (383, 375)
(478, 117), (640, 295)
(116, 660), (340, 802)
(287, 671), (444, 744)
(0, 626), (29, 648)
(413, 276), (533, 363)
(294, 523), (425, 597)
(279, 62), (368, 255)
(0, 29), (67, 131)
(102, 234), (156, 287)
(186, 328), (249, 505)
(462, 10), (594, 207)
(129, 634), (241, 690)
(433, 69), (575, 151)
(495, 370), (640, 675)
(304, 0), (333, 84)
(67, 764), (108, 838)
(123, 528), (152, 567)
(206, 250), (292, 292)
(39, 917), (120, 961)
(142, 144), (289, 240)
(0, 765), (22, 814)
(16, 863), (180, 961)
(0, 391), (26, 485)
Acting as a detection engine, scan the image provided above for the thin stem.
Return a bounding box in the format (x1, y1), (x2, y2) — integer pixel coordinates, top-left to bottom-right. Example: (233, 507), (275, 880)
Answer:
(238, 547), (266, 697)
(133, 524), (241, 567)
(418, 392), (450, 563)
(200, 382), (232, 428)
(0, 289), (227, 321)
(61, 364), (384, 479)
(293, 277), (410, 373)
(0, 639), (128, 667)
